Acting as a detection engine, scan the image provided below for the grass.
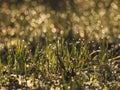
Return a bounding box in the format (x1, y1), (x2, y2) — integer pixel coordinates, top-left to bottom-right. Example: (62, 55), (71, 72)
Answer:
(0, 1), (120, 90)
(0, 37), (120, 90)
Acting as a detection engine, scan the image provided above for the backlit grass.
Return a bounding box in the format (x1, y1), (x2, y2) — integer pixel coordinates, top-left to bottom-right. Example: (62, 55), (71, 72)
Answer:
(0, 37), (119, 90)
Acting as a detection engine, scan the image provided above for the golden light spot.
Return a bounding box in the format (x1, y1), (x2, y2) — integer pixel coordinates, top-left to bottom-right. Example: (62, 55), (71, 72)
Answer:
(111, 3), (118, 9)
(60, 13), (66, 19)
(43, 28), (47, 33)
(80, 31), (84, 38)
(46, 14), (50, 18)
(31, 10), (36, 15)
(20, 16), (24, 20)
(99, 9), (106, 17)
(68, 86), (71, 89)
(2, 29), (6, 34)
(52, 28), (57, 33)
(11, 18), (16, 22)
(102, 27), (108, 34)
(20, 31), (24, 36)
(50, 24), (54, 28)
(60, 30), (64, 35)
(90, 1), (95, 7)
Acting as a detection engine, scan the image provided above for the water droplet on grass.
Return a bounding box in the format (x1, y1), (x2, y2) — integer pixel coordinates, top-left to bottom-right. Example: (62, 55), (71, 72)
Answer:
(76, 41), (80, 44)
(99, 47), (101, 49)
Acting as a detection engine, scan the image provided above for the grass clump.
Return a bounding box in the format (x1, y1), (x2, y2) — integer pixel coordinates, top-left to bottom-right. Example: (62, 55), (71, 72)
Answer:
(0, 1), (119, 89)
(0, 37), (119, 90)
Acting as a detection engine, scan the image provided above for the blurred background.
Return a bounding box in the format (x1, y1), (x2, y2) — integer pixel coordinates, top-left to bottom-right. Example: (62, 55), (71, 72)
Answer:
(0, 0), (120, 46)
